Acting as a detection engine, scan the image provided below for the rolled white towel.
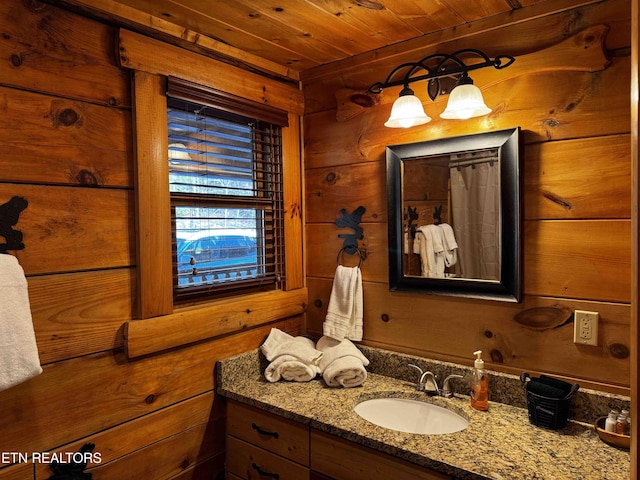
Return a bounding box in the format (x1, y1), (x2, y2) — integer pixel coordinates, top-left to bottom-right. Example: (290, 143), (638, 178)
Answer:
(260, 330), (323, 383)
(264, 355), (321, 383)
(322, 355), (367, 388)
(317, 336), (369, 388)
(260, 328), (323, 364)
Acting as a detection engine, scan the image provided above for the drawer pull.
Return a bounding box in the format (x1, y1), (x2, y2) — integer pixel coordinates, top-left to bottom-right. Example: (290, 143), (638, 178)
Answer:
(251, 423), (279, 438)
(252, 462), (280, 479)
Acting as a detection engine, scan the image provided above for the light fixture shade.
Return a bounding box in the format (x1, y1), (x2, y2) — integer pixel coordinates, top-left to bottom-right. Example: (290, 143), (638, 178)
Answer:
(440, 83), (492, 120)
(384, 89), (431, 128)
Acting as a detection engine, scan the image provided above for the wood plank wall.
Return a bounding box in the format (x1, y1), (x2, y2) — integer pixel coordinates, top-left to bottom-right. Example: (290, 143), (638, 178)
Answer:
(302, 0), (633, 394)
(0, 1), (304, 479)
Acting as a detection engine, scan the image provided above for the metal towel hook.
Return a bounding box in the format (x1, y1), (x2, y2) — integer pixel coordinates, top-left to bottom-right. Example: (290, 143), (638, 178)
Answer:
(336, 246), (364, 267)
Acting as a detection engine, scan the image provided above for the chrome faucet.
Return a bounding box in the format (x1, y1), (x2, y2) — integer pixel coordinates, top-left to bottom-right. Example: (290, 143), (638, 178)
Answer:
(441, 374), (464, 398)
(408, 364), (464, 398)
(408, 364), (439, 394)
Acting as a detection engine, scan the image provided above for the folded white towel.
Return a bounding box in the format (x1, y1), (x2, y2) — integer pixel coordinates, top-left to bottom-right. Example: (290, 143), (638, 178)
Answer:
(261, 328), (323, 364)
(323, 266), (363, 341)
(0, 255), (42, 392)
(438, 223), (458, 267)
(264, 354), (321, 383)
(260, 329), (323, 383)
(317, 336), (369, 388)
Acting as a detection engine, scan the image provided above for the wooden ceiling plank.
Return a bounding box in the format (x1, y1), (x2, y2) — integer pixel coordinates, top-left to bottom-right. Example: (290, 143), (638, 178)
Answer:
(381, 0), (466, 33)
(442, 0), (516, 23)
(225, 0), (388, 56)
(304, 0), (424, 45)
(160, 0), (346, 66)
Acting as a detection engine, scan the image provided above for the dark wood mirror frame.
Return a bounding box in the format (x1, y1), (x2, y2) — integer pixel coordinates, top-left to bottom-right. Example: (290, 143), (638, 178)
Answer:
(386, 127), (522, 302)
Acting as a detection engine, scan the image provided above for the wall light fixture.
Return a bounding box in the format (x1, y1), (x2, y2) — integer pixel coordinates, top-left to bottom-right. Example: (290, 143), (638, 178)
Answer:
(368, 49), (515, 128)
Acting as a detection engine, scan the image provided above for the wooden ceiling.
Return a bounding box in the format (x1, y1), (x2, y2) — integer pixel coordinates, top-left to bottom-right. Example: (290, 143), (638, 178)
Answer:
(60, 0), (550, 76)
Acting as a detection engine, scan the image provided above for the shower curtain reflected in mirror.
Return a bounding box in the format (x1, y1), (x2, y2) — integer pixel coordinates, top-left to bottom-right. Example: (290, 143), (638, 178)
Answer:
(450, 161), (501, 281)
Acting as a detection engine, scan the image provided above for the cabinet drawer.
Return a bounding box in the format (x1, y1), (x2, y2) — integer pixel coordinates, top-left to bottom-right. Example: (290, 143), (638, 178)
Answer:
(227, 400), (310, 465)
(227, 435), (310, 480)
(311, 430), (450, 480)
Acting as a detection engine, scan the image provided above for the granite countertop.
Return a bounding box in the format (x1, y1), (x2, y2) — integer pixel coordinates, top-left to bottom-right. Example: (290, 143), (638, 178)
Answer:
(216, 348), (631, 480)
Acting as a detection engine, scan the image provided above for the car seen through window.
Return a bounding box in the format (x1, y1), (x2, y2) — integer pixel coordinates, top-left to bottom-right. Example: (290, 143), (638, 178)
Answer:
(176, 231), (258, 286)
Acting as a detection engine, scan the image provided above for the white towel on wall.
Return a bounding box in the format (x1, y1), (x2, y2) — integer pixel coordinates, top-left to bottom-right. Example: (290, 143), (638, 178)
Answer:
(0, 254), (42, 392)
(317, 336), (369, 388)
(323, 265), (363, 342)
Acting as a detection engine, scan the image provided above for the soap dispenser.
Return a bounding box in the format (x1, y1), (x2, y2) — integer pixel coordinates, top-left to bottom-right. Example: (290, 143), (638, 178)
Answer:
(471, 350), (489, 411)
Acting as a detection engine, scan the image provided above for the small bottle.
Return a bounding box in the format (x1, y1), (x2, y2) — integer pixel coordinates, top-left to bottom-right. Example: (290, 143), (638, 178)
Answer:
(470, 350), (489, 411)
(605, 410), (618, 432)
(616, 410), (629, 435)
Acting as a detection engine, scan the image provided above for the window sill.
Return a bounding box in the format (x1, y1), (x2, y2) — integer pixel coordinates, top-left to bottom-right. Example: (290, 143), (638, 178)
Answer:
(124, 287), (307, 358)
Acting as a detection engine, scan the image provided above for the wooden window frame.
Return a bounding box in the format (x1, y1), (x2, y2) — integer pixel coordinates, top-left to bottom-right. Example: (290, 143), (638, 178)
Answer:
(166, 78), (288, 300)
(120, 29), (305, 358)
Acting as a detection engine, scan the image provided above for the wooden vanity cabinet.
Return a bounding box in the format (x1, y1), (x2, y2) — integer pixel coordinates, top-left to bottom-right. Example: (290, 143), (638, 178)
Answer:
(310, 430), (451, 480)
(226, 400), (452, 480)
(226, 400), (310, 480)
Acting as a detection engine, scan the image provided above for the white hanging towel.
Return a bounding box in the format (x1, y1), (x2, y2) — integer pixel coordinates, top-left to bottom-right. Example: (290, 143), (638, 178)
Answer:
(323, 265), (363, 341)
(413, 225), (445, 278)
(437, 223), (458, 267)
(0, 254), (42, 392)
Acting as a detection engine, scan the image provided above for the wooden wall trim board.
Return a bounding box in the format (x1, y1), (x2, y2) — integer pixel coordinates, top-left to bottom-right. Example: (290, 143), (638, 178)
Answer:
(131, 70), (173, 319)
(125, 288), (308, 358)
(630, 0), (638, 474)
(117, 28), (304, 116)
(43, 0), (299, 83)
(283, 113), (305, 291)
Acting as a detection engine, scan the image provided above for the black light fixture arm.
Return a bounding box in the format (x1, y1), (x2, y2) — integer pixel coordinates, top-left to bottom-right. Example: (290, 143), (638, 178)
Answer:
(368, 49), (515, 95)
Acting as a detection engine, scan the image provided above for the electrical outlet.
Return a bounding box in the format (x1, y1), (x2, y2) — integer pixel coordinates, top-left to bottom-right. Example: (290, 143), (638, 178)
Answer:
(573, 310), (599, 346)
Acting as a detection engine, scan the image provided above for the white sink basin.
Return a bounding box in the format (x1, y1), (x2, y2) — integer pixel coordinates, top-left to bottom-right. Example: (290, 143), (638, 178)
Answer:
(354, 397), (469, 434)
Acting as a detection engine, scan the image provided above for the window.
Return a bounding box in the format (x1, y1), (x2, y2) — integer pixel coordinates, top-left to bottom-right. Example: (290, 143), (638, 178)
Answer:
(166, 78), (287, 300)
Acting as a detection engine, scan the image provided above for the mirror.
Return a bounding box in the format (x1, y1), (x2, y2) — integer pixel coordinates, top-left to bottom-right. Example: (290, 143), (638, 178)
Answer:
(386, 127), (521, 302)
